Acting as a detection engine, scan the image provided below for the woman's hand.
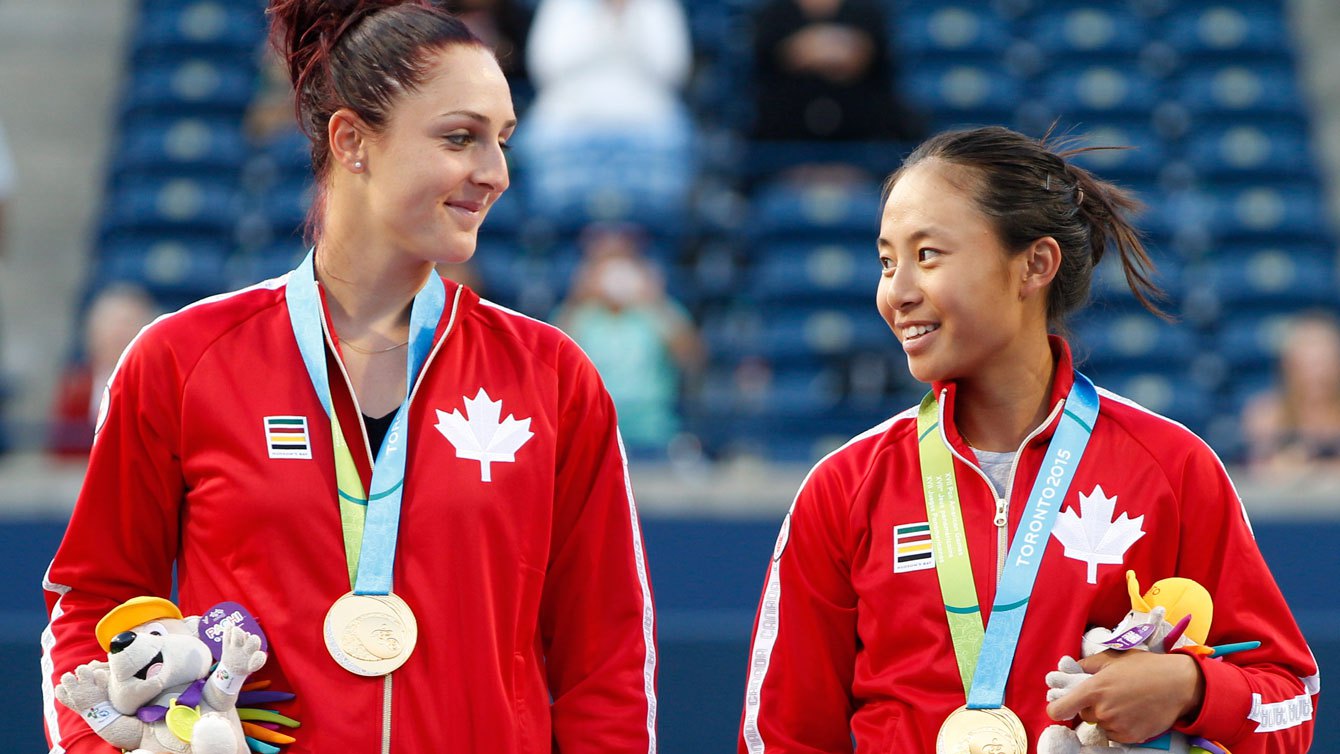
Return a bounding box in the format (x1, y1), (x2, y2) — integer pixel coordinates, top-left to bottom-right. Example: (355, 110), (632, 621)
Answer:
(1046, 650), (1205, 744)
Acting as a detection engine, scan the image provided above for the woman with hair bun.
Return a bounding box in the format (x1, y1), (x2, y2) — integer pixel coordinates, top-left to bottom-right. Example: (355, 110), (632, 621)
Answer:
(738, 126), (1317, 753)
(42, 3), (657, 752)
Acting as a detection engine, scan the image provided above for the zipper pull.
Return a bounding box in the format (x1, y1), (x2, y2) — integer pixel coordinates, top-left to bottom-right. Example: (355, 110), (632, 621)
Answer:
(994, 498), (1007, 528)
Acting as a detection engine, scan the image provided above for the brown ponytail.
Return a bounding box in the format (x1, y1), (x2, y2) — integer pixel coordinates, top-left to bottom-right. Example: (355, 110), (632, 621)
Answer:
(882, 126), (1169, 332)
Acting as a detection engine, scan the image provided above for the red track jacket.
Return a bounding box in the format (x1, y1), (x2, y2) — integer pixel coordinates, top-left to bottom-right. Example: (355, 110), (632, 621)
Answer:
(740, 339), (1317, 753)
(42, 275), (658, 754)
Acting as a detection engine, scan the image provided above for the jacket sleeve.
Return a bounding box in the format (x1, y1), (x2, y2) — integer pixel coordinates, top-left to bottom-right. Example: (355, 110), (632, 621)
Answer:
(739, 459), (858, 754)
(41, 326), (184, 753)
(540, 340), (657, 753)
(1170, 441), (1318, 752)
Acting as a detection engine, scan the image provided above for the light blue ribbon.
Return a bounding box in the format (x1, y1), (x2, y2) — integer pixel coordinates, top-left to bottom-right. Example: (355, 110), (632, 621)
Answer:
(965, 371), (1099, 709)
(285, 249), (445, 595)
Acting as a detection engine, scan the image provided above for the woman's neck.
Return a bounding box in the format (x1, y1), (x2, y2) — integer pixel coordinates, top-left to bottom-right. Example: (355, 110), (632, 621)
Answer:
(952, 335), (1058, 453)
(314, 237), (434, 343)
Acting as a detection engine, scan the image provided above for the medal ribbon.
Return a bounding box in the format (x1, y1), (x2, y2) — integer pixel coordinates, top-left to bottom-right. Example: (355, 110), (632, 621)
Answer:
(915, 372), (1099, 708)
(286, 250), (446, 592)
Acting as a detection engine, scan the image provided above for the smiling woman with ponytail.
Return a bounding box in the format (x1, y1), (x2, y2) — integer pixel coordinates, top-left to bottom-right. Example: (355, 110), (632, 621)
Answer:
(737, 126), (1317, 754)
(42, 3), (658, 752)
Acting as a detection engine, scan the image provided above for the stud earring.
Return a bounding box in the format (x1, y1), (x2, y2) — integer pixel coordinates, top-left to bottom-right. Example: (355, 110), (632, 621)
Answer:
(353, 161), (363, 170)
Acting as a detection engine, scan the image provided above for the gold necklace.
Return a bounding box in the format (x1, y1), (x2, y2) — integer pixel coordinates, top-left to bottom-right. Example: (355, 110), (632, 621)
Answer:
(340, 338), (409, 355)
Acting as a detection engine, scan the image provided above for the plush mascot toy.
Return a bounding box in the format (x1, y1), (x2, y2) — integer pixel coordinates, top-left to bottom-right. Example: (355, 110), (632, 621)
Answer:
(54, 597), (299, 754)
(1038, 571), (1254, 754)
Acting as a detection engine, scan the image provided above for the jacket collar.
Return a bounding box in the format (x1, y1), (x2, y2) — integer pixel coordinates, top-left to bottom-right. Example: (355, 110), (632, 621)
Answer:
(928, 335), (1077, 458)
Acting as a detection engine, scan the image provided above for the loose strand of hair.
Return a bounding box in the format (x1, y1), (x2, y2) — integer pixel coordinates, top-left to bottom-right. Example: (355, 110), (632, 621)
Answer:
(1064, 160), (1173, 322)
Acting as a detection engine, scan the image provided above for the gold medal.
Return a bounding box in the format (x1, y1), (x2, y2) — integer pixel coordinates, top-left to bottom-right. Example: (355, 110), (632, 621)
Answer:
(935, 705), (1028, 754)
(323, 592), (418, 676)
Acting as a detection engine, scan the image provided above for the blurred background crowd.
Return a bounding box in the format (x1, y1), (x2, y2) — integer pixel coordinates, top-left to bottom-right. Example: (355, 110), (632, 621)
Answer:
(4, 0), (1340, 751)
(6, 0), (1340, 470)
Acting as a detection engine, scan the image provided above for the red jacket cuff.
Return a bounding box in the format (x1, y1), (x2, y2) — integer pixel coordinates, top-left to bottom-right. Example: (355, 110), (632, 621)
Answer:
(1174, 653), (1253, 742)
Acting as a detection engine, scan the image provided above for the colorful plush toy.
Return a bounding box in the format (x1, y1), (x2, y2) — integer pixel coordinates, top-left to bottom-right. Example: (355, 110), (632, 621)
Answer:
(1038, 571), (1254, 754)
(54, 597), (299, 754)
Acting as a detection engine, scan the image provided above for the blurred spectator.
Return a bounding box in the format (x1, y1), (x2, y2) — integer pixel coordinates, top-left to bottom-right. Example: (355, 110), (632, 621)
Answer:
(553, 223), (703, 454)
(519, 0), (694, 220)
(750, 0), (922, 145)
(1243, 310), (1340, 473)
(445, 0), (534, 88)
(49, 285), (158, 458)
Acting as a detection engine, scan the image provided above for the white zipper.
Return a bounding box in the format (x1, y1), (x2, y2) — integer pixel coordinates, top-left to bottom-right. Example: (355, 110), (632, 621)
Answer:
(381, 674), (394, 754)
(937, 390), (1065, 583)
(316, 282), (465, 752)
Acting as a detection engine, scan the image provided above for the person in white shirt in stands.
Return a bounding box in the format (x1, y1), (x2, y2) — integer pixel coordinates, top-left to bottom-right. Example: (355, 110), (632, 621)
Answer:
(518, 0), (694, 220)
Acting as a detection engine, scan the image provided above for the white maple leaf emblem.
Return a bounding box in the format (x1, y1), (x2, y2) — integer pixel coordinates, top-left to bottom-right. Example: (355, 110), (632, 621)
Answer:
(1051, 485), (1146, 584)
(434, 388), (534, 482)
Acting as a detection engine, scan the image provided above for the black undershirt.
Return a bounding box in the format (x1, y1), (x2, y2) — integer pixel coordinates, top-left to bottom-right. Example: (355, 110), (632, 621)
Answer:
(363, 412), (396, 456)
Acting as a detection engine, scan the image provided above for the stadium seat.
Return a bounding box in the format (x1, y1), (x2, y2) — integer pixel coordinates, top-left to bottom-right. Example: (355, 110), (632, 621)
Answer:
(751, 240), (876, 306)
(1039, 66), (1164, 121)
(1201, 245), (1339, 312)
(1172, 63), (1306, 120)
(100, 176), (241, 241)
(1182, 123), (1315, 183)
(748, 304), (893, 365)
(896, 5), (1015, 63)
(1214, 310), (1300, 376)
(1028, 6), (1149, 62)
(1072, 311), (1197, 372)
(747, 180), (882, 241)
(130, 0), (266, 66)
(902, 62), (1026, 127)
(1194, 183), (1331, 243)
(1161, 3), (1294, 65)
(92, 235), (233, 306)
(112, 116), (249, 184)
(120, 58), (257, 121)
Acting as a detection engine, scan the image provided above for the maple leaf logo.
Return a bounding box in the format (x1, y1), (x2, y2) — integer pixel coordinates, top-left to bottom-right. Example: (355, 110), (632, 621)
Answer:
(434, 388), (534, 482)
(1051, 485), (1146, 584)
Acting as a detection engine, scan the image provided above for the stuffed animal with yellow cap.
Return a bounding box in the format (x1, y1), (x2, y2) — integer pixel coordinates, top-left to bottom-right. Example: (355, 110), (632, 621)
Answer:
(1037, 571), (1248, 754)
(54, 596), (298, 754)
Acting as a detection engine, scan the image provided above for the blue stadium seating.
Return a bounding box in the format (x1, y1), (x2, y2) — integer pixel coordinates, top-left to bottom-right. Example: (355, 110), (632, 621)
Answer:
(747, 180), (882, 241)
(120, 58), (257, 121)
(100, 176), (241, 242)
(1183, 122), (1315, 183)
(896, 5), (1014, 63)
(92, 235), (233, 308)
(1201, 244), (1339, 312)
(1193, 182), (1331, 243)
(1039, 66), (1164, 121)
(1161, 3), (1294, 65)
(77, 0), (1335, 471)
(130, 0), (266, 66)
(112, 116), (249, 185)
(1172, 62), (1306, 120)
(1028, 6), (1149, 62)
(902, 62), (1027, 127)
(751, 240), (876, 306)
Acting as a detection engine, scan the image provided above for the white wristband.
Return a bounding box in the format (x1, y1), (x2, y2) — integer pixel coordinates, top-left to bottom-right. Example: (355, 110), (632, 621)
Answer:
(211, 665), (245, 695)
(82, 701), (121, 733)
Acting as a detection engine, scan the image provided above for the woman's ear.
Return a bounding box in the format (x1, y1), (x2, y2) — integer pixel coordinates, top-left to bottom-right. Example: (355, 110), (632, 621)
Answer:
(328, 107), (369, 173)
(1020, 236), (1062, 299)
